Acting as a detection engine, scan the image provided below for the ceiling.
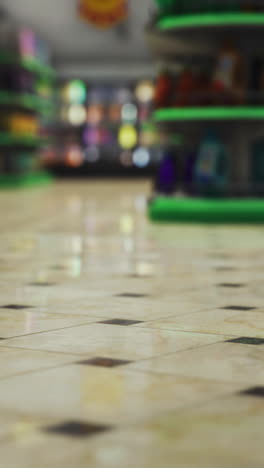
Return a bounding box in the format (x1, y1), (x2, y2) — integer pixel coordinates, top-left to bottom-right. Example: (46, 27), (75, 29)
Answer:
(1, 0), (156, 77)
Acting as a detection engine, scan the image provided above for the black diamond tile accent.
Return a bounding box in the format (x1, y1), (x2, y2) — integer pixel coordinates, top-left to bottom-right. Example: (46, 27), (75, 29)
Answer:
(43, 421), (110, 438)
(2, 305), (34, 310)
(222, 306), (256, 311)
(240, 387), (264, 398)
(218, 283), (245, 288)
(227, 337), (264, 345)
(98, 319), (143, 326)
(76, 357), (132, 367)
(116, 293), (148, 298)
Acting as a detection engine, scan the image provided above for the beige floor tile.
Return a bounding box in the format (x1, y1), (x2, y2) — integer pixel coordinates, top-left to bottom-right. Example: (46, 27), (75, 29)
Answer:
(0, 365), (244, 424)
(137, 308), (264, 338)
(0, 180), (264, 467)
(2, 323), (227, 360)
(131, 341), (264, 384)
(2, 395), (263, 468)
(0, 347), (82, 379)
(0, 310), (100, 338)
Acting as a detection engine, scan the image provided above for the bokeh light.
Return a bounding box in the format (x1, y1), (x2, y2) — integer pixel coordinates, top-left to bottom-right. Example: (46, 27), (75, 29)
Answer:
(108, 103), (121, 122)
(132, 147), (151, 168)
(83, 126), (101, 146)
(135, 80), (155, 103)
(121, 103), (138, 123)
(68, 104), (87, 126)
(65, 145), (84, 167)
(87, 105), (104, 125)
(63, 80), (87, 104)
(139, 122), (157, 146)
(118, 125), (137, 149)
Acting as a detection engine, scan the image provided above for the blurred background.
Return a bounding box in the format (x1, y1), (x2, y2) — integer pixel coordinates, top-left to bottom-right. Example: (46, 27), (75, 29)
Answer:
(0, 0), (160, 183)
(1, 0), (264, 197)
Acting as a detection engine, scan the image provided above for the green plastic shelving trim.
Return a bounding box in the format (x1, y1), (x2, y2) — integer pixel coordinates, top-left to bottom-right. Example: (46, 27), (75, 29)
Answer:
(154, 107), (264, 122)
(0, 171), (53, 189)
(0, 132), (50, 147)
(149, 197), (264, 224)
(0, 52), (55, 79)
(158, 12), (264, 30)
(0, 91), (55, 116)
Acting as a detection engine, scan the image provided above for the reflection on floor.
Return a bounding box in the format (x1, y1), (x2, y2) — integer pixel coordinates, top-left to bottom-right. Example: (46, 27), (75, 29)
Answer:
(0, 180), (264, 467)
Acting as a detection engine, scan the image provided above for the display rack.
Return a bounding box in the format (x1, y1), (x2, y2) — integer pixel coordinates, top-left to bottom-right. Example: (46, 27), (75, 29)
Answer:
(0, 14), (56, 188)
(147, 1), (264, 223)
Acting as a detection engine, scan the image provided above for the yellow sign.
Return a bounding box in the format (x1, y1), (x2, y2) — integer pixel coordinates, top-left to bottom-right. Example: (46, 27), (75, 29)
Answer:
(78, 0), (127, 29)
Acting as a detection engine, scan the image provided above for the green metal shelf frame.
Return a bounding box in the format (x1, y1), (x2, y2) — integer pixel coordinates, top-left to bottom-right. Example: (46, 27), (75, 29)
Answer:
(154, 107), (264, 122)
(0, 170), (53, 189)
(157, 12), (264, 30)
(149, 196), (264, 224)
(0, 132), (50, 147)
(0, 51), (55, 79)
(0, 91), (55, 117)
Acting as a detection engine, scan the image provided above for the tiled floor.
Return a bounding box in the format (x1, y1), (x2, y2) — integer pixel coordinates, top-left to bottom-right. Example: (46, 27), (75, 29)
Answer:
(0, 179), (264, 467)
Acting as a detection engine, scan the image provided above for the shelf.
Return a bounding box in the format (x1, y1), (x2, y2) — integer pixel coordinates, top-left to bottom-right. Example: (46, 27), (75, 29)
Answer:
(158, 12), (264, 31)
(0, 91), (55, 116)
(0, 171), (53, 189)
(0, 52), (55, 79)
(154, 107), (264, 122)
(0, 133), (50, 147)
(149, 196), (264, 224)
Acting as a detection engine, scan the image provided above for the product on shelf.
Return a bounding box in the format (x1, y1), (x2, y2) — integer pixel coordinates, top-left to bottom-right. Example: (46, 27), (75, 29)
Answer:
(211, 40), (246, 105)
(155, 145), (178, 194)
(194, 130), (229, 196)
(154, 69), (175, 108)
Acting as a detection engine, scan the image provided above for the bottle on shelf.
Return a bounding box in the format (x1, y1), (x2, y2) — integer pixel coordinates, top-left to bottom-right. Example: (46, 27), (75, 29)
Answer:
(194, 129), (229, 196)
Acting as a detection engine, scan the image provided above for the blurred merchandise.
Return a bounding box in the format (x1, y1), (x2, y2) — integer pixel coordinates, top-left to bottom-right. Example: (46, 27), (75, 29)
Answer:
(147, 0), (264, 223)
(45, 79), (159, 176)
(0, 13), (56, 187)
(194, 130), (229, 196)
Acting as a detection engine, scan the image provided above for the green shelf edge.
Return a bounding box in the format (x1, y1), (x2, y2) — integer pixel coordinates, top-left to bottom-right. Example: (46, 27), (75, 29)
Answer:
(0, 52), (55, 79)
(154, 107), (264, 122)
(0, 171), (54, 189)
(149, 197), (264, 224)
(158, 12), (264, 30)
(0, 133), (50, 147)
(0, 91), (55, 116)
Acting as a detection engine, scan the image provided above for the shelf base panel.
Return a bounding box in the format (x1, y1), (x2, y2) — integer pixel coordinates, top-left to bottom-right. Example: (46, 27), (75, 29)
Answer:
(0, 171), (53, 189)
(149, 196), (264, 224)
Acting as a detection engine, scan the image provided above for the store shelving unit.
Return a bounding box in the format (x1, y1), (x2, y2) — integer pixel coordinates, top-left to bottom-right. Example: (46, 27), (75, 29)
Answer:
(154, 107), (264, 121)
(0, 51), (55, 78)
(147, 1), (264, 223)
(157, 12), (264, 30)
(0, 16), (56, 188)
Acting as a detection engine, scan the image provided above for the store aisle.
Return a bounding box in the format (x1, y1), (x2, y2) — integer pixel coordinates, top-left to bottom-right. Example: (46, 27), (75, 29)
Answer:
(0, 180), (264, 467)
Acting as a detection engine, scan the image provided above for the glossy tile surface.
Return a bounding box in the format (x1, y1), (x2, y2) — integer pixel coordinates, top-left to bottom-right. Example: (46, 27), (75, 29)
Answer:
(0, 180), (264, 467)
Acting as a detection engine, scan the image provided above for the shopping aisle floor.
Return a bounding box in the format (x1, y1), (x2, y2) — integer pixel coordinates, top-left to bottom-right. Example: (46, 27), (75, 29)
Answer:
(0, 179), (264, 467)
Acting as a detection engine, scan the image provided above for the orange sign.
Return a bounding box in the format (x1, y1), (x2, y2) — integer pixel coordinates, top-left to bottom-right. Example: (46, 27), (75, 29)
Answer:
(78, 0), (128, 29)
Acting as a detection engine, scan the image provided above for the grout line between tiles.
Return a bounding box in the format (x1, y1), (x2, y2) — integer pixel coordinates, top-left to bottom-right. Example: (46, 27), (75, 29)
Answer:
(132, 324), (240, 338)
(0, 318), (110, 341)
